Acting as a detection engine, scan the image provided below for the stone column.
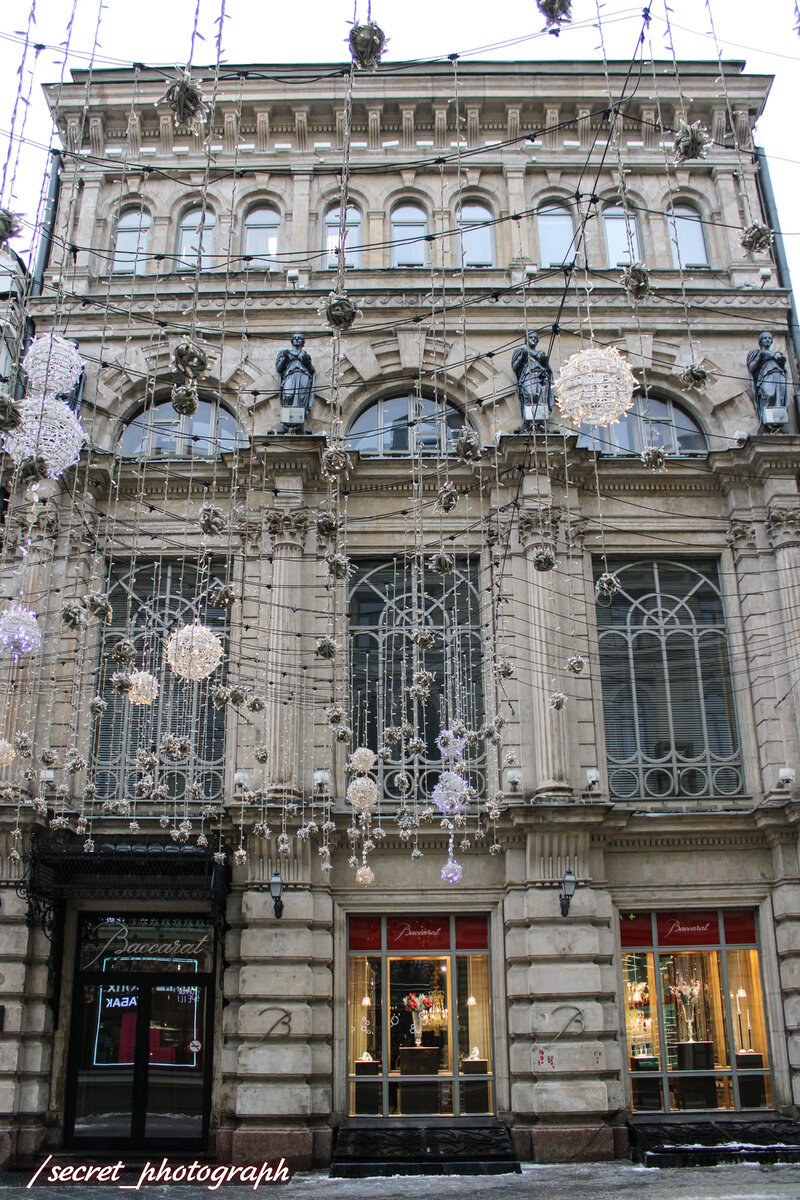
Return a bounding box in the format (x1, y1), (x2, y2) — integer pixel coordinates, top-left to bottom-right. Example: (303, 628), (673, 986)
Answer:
(518, 507), (571, 798)
(264, 509), (309, 793)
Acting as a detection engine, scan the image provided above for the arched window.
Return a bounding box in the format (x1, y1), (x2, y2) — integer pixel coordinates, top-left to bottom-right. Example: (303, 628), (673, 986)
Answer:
(390, 203), (428, 267)
(576, 394), (707, 457)
(119, 399), (247, 458)
(596, 559), (742, 801)
(112, 208), (150, 274)
(455, 202), (494, 267)
(243, 206), (280, 269)
(537, 203), (575, 267)
(668, 204), (709, 269)
(348, 395), (468, 457)
(176, 207), (216, 271)
(603, 204), (640, 266)
(324, 204), (362, 268)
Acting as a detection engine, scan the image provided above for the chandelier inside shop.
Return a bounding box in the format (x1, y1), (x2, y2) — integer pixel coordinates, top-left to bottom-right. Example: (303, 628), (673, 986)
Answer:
(0, 0), (767, 887)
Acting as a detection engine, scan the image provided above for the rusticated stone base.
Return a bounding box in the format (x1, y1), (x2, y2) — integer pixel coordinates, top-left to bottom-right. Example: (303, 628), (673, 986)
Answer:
(532, 1123), (614, 1163)
(231, 1128), (313, 1171)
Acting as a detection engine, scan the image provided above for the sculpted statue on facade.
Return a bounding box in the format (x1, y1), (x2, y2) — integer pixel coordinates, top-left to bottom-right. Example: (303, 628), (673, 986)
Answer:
(747, 332), (788, 424)
(512, 331), (553, 428)
(276, 332), (315, 430)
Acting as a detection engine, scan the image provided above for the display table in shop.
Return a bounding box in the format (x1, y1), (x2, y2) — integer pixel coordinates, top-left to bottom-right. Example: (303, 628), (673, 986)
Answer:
(735, 1052), (766, 1108)
(460, 1058), (489, 1113)
(629, 1054), (661, 1111)
(397, 1047), (439, 1115)
(673, 1041), (717, 1109)
(354, 1060), (381, 1115)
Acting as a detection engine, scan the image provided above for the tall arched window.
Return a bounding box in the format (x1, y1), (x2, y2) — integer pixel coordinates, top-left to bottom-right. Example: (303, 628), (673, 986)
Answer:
(390, 202), (428, 267)
(668, 204), (709, 268)
(176, 207), (216, 271)
(455, 202), (494, 267)
(537, 203), (575, 267)
(119, 399), (247, 458)
(112, 208), (150, 274)
(348, 395), (468, 457)
(596, 559), (743, 801)
(576, 394), (707, 458)
(324, 204), (362, 268)
(603, 204), (640, 266)
(243, 206), (280, 269)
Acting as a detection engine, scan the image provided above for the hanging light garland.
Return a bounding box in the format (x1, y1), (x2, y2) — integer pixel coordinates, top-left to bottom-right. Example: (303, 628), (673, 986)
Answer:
(165, 622), (224, 681)
(555, 344), (636, 428)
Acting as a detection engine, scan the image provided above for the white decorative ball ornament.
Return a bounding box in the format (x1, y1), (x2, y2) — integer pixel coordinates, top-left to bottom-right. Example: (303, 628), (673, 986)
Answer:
(3, 398), (85, 479)
(555, 344), (636, 428)
(0, 603), (42, 658)
(349, 747), (377, 775)
(347, 776), (378, 814)
(355, 864), (375, 886)
(165, 622), (224, 681)
(22, 334), (84, 397)
(0, 739), (16, 767)
(127, 669), (160, 706)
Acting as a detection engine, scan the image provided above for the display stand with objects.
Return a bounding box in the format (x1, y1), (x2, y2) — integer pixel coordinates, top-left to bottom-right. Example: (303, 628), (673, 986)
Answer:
(673, 1041), (717, 1109)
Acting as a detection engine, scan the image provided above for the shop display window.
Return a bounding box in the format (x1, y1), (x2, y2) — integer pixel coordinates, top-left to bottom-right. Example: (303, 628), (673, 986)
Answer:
(621, 909), (772, 1112)
(347, 914), (492, 1117)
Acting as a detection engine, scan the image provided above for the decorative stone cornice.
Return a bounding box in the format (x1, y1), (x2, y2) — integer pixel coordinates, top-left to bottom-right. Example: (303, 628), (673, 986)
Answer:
(766, 505), (800, 551)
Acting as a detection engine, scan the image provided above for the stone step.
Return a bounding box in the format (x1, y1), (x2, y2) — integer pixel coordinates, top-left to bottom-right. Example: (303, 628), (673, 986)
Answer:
(628, 1117), (800, 1167)
(329, 1122), (521, 1177)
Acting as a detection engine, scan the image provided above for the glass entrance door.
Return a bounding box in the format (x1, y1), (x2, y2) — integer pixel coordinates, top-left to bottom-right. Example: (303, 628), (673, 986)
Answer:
(67, 915), (215, 1150)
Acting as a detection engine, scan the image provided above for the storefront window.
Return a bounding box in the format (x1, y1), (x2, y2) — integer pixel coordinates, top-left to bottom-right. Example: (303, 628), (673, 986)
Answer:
(347, 914), (492, 1117)
(621, 909), (772, 1112)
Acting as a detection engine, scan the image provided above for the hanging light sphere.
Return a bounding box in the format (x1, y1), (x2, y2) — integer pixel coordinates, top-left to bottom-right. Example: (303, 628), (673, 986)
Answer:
(532, 546), (556, 572)
(171, 382), (199, 416)
(348, 21), (386, 70)
(128, 669), (160, 706)
(595, 570), (622, 606)
(162, 70), (208, 128)
(348, 776), (378, 814)
(22, 334), (84, 397)
(441, 857), (463, 884)
(548, 692), (567, 711)
(566, 654), (586, 675)
(495, 656), (515, 680)
(0, 209), (23, 246)
(0, 739), (17, 768)
(323, 290), (360, 331)
(0, 603), (42, 658)
(165, 621), (224, 681)
(3, 398), (85, 479)
(321, 446), (350, 479)
(172, 340), (208, 379)
(740, 222), (772, 253)
(435, 482), (459, 514)
(350, 746), (377, 775)
(555, 343), (636, 428)
(355, 863), (376, 886)
(621, 262), (651, 301)
(455, 429), (481, 462)
(536, 0), (572, 29)
(673, 120), (711, 164)
(316, 634), (338, 660)
(431, 770), (469, 816)
(640, 444), (666, 472)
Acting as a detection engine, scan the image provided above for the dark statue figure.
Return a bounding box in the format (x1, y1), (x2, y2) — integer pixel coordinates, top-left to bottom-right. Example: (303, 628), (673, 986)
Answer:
(747, 331), (788, 423)
(512, 331), (554, 427)
(276, 332), (315, 430)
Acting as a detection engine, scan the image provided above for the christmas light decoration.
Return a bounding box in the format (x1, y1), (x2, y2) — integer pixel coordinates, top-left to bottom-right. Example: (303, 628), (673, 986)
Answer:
(22, 334), (83, 396)
(0, 740), (17, 768)
(0, 209), (23, 245)
(349, 21), (386, 70)
(165, 622), (224, 681)
(0, 604), (42, 658)
(740, 223), (772, 253)
(3, 398), (85, 479)
(323, 290), (360, 330)
(128, 669), (160, 706)
(160, 70), (208, 128)
(555, 344), (636, 428)
(673, 120), (711, 164)
(536, 0), (572, 29)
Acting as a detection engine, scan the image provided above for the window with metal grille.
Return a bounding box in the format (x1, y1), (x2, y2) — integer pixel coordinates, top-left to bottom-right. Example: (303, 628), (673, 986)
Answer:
(596, 560), (743, 801)
(91, 560), (228, 814)
(349, 558), (486, 801)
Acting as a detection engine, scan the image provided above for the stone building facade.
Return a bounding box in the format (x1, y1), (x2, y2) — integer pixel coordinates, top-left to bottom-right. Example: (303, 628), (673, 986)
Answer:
(0, 57), (799, 1171)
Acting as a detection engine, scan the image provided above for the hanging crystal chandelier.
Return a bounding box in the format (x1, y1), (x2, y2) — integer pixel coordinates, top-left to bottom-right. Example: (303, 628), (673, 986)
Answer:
(165, 622), (224, 681)
(22, 334), (84, 397)
(555, 344), (636, 428)
(0, 603), (42, 659)
(3, 397), (85, 479)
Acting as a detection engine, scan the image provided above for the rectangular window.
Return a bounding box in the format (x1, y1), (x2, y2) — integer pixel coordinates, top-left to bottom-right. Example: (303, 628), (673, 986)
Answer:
(621, 909), (772, 1112)
(596, 560), (743, 801)
(347, 914), (493, 1117)
(91, 560), (228, 818)
(603, 208), (640, 266)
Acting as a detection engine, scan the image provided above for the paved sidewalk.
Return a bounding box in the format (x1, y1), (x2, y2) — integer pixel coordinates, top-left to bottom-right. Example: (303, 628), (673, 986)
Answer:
(3, 1162), (800, 1200)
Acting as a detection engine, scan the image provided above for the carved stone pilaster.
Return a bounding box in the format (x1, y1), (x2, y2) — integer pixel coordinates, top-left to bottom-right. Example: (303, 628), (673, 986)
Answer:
(224, 112), (240, 155)
(126, 113), (141, 156)
(293, 109), (308, 154)
(401, 107), (415, 151)
(256, 110), (270, 152)
(727, 518), (757, 552)
(231, 505), (265, 554)
(766, 506), (800, 552)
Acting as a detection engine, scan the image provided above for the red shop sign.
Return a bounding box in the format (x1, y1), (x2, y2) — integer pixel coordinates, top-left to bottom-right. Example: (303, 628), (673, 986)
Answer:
(656, 911), (720, 947)
(387, 915), (450, 951)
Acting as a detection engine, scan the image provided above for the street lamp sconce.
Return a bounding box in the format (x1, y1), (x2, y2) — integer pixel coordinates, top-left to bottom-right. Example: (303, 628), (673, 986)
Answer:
(269, 871), (284, 919)
(559, 869), (577, 917)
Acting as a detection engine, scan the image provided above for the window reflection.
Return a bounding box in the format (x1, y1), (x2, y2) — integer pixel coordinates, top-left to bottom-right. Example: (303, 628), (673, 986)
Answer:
(119, 400), (247, 458)
(347, 395), (467, 458)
